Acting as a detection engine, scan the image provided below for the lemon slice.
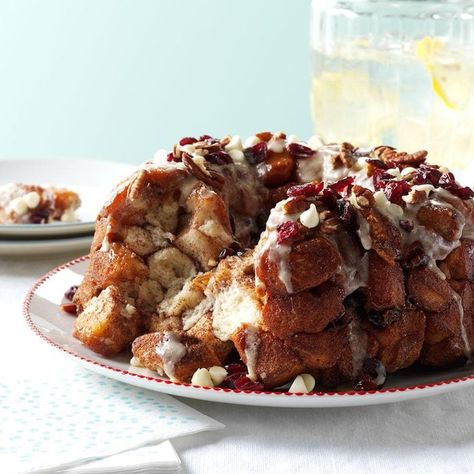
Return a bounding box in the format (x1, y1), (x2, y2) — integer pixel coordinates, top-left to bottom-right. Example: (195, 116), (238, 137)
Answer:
(416, 36), (459, 109)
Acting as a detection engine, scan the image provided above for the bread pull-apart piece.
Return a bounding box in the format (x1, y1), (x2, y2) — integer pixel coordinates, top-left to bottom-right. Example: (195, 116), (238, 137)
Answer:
(364, 307), (426, 372)
(416, 202), (464, 242)
(73, 285), (144, 355)
(406, 267), (453, 313)
(439, 239), (474, 281)
(365, 250), (405, 311)
(420, 288), (473, 368)
(256, 235), (341, 295)
(131, 328), (227, 382)
(262, 283), (345, 338)
(233, 326), (304, 388)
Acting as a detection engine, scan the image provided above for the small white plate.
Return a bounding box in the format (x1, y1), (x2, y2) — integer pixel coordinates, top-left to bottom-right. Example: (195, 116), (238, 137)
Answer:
(0, 235), (92, 256)
(24, 256), (474, 407)
(0, 159), (135, 238)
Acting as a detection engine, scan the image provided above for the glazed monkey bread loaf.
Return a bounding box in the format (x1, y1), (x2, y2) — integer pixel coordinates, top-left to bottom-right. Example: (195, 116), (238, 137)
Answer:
(72, 132), (474, 391)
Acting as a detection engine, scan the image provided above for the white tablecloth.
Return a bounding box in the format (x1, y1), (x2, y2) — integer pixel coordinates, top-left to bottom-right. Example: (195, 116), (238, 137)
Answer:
(3, 250), (474, 474)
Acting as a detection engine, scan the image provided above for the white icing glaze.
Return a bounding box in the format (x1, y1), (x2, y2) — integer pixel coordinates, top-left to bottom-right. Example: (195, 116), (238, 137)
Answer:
(255, 200), (299, 293)
(155, 332), (187, 379)
(357, 216), (372, 251)
(348, 318), (368, 378)
(452, 291), (472, 361)
(244, 325), (260, 382)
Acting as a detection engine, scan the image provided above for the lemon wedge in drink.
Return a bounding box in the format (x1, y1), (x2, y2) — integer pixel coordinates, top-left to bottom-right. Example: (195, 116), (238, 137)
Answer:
(416, 36), (469, 110)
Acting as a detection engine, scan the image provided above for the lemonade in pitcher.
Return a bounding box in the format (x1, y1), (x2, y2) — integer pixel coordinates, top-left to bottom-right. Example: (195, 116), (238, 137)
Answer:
(310, 0), (474, 171)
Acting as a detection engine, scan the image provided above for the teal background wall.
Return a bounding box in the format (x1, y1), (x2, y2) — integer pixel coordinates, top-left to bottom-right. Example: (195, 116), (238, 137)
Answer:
(0, 0), (312, 164)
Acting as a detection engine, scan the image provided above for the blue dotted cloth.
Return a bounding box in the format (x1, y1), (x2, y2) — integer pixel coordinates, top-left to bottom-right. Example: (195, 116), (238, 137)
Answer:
(1, 368), (223, 473)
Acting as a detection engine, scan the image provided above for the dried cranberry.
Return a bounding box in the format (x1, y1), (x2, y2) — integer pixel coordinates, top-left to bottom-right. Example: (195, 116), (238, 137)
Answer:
(319, 188), (339, 209)
(287, 142), (313, 158)
(456, 186), (474, 199)
(199, 134), (213, 141)
(383, 180), (411, 205)
(206, 151), (232, 165)
(399, 219), (414, 232)
(439, 172), (456, 188)
(179, 137), (197, 146)
(354, 358), (386, 390)
(338, 200), (357, 229)
(371, 168), (393, 190)
(412, 164), (441, 186)
(64, 285), (78, 301)
(287, 182), (324, 197)
(224, 362), (247, 375)
(60, 303), (77, 315)
(329, 176), (354, 194)
(233, 375), (264, 391)
(29, 209), (50, 224)
(243, 142), (268, 164)
(167, 152), (180, 163)
(438, 172), (474, 199)
(276, 221), (299, 244)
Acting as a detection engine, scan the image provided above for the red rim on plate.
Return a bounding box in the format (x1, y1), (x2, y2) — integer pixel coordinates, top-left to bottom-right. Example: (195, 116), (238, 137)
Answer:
(23, 256), (474, 399)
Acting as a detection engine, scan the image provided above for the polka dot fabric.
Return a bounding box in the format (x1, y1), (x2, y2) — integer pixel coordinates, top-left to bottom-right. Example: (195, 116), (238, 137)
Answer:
(1, 368), (224, 473)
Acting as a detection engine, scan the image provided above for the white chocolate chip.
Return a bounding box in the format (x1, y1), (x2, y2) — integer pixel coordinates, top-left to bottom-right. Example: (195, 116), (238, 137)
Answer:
(130, 356), (143, 367)
(289, 375), (307, 393)
(352, 157), (367, 172)
(191, 368), (214, 387)
(386, 203), (403, 218)
(228, 149), (245, 164)
(289, 373), (316, 393)
(244, 135), (261, 148)
(413, 184), (435, 194)
(23, 191), (40, 209)
(385, 168), (400, 177)
(373, 190), (403, 218)
(180, 144), (196, 154)
(400, 166), (417, 177)
(373, 190), (390, 209)
(209, 366), (228, 386)
(300, 373), (316, 392)
(225, 135), (243, 152)
(9, 197), (28, 216)
(299, 204), (319, 228)
(439, 166), (449, 174)
(268, 138), (284, 153)
(60, 208), (78, 222)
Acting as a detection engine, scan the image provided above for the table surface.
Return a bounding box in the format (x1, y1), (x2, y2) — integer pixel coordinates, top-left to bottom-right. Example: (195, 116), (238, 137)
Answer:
(3, 251), (474, 474)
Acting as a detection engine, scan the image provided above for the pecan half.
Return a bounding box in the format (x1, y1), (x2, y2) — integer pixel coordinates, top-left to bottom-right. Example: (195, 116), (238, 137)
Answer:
(374, 146), (427, 166)
(339, 142), (355, 167)
(182, 153), (225, 190)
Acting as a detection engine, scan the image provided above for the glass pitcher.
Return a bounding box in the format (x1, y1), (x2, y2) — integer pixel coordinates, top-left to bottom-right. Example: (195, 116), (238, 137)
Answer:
(310, 0), (474, 170)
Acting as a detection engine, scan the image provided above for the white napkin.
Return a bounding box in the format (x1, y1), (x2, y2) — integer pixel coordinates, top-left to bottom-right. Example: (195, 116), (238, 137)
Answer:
(0, 367), (224, 474)
(66, 441), (180, 473)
